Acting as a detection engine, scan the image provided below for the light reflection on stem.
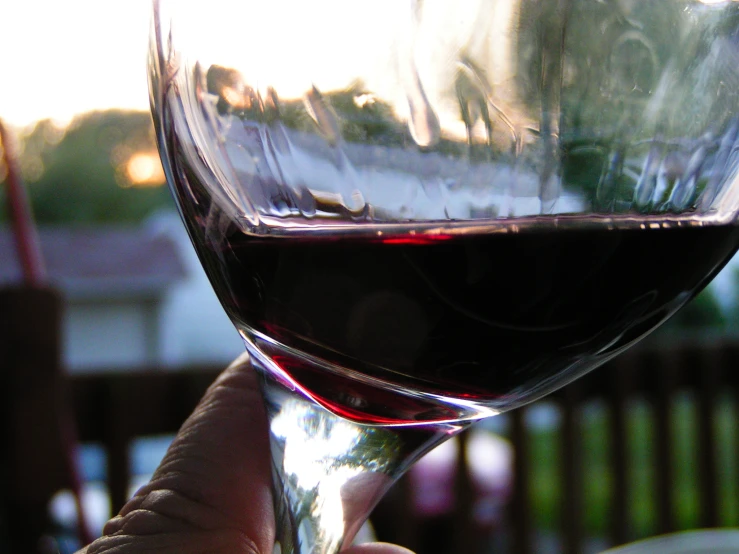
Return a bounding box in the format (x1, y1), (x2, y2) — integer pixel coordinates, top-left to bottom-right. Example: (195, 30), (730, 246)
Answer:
(257, 362), (465, 554)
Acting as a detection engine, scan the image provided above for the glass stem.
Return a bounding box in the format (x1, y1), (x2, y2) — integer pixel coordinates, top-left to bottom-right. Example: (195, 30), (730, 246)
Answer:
(256, 364), (466, 554)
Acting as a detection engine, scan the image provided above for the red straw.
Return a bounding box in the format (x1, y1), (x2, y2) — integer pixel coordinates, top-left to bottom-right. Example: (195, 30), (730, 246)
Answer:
(0, 120), (46, 285)
(0, 119), (94, 547)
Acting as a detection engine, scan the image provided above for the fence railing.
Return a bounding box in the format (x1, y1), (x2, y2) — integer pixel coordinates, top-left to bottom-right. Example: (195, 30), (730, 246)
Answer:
(375, 339), (739, 554)
(66, 341), (739, 554)
(2, 287), (738, 553)
(70, 365), (223, 515)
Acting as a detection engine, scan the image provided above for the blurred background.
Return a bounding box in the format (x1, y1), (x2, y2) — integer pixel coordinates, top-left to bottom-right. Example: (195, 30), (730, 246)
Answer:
(0, 1), (246, 551)
(1, 2), (738, 554)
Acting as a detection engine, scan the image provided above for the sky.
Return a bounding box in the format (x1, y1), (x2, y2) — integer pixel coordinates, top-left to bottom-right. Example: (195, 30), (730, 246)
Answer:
(1, 0), (735, 132)
(0, 0), (491, 135)
(1, 1), (152, 129)
(0, 0), (401, 130)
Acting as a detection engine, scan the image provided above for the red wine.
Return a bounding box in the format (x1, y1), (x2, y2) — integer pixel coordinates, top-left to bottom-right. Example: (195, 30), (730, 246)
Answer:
(185, 205), (739, 424)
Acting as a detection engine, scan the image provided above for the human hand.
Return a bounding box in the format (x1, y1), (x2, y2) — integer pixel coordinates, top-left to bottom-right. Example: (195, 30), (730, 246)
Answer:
(78, 353), (414, 554)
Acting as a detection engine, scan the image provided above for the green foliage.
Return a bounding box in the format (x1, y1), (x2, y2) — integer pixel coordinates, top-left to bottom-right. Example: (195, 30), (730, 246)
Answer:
(556, 0), (690, 136)
(325, 84), (407, 147)
(665, 289), (726, 329)
(2, 110), (173, 225)
(526, 396), (739, 537)
(529, 420), (561, 530)
(270, 83), (409, 147)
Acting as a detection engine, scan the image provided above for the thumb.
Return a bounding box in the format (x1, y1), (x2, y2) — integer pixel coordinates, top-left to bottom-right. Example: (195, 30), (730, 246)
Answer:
(344, 543), (416, 554)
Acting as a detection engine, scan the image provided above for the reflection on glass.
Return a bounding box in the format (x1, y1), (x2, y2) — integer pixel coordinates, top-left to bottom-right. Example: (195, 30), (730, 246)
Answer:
(179, 0), (739, 227)
(150, 1), (739, 553)
(261, 370), (456, 553)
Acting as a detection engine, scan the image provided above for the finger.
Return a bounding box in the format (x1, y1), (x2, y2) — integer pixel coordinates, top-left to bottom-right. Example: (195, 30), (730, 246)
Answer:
(111, 352), (274, 553)
(343, 543), (416, 554)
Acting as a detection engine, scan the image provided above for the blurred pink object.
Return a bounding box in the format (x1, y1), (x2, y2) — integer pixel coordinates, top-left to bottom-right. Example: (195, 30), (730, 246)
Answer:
(408, 428), (513, 526)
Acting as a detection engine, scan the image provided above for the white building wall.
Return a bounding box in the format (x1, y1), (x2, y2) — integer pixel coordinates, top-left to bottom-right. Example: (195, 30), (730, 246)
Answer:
(63, 300), (159, 372)
(147, 211), (245, 368)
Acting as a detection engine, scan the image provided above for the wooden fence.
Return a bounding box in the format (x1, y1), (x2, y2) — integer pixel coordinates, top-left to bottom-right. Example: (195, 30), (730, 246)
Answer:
(2, 287), (739, 553)
(373, 341), (739, 554)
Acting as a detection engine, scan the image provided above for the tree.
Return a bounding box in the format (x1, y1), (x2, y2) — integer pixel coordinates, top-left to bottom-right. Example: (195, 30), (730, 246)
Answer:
(1, 110), (172, 225)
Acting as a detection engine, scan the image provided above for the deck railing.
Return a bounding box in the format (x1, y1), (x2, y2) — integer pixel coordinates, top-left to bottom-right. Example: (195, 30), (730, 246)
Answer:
(3, 287), (739, 553)
(370, 341), (739, 554)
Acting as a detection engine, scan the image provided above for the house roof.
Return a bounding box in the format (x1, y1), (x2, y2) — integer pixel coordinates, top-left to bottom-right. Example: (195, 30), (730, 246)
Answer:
(0, 226), (187, 299)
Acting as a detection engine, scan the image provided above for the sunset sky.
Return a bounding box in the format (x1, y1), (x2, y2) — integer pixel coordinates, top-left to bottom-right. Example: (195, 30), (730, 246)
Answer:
(0, 0), (480, 132)
(2, 0), (733, 131)
(1, 1), (151, 128)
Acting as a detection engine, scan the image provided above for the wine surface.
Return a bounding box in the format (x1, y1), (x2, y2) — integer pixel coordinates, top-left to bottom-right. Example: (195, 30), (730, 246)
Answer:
(188, 208), (739, 423)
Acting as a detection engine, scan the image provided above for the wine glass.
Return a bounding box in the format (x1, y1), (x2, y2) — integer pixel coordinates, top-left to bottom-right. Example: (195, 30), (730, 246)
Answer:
(149, 1), (739, 552)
